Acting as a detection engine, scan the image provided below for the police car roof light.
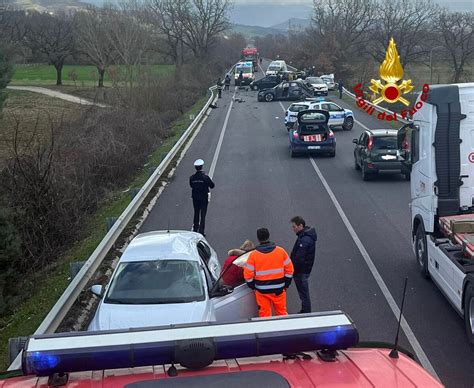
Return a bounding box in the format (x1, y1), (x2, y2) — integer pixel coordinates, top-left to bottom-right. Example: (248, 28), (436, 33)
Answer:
(22, 311), (358, 377)
(305, 97), (326, 102)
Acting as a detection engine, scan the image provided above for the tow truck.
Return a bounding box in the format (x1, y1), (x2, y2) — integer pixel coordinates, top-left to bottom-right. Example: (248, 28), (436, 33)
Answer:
(398, 83), (474, 343)
(0, 312), (442, 387)
(241, 47), (259, 72)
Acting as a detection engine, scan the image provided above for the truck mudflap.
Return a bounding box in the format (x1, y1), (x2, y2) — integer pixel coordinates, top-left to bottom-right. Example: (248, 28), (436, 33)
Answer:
(427, 85), (463, 217)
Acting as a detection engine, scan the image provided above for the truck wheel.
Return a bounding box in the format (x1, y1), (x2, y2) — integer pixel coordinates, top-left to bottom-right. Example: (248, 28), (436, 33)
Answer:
(265, 93), (274, 102)
(464, 283), (474, 344)
(415, 225), (430, 278)
(343, 117), (354, 130)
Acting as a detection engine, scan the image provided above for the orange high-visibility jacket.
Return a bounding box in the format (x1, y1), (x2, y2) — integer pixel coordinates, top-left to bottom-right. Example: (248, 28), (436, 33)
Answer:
(243, 242), (294, 294)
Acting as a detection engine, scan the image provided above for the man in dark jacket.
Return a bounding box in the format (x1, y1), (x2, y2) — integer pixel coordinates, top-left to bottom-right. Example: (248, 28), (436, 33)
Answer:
(189, 159), (215, 236)
(290, 216), (317, 313)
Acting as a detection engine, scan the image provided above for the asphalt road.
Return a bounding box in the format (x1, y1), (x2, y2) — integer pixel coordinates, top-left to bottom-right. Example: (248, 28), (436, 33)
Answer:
(141, 61), (474, 387)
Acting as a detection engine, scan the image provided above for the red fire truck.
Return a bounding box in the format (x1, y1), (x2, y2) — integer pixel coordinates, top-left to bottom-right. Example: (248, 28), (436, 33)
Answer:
(241, 47), (259, 72)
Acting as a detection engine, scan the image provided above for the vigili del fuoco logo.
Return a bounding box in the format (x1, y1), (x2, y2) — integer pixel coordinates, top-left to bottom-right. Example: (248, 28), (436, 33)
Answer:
(353, 38), (430, 122)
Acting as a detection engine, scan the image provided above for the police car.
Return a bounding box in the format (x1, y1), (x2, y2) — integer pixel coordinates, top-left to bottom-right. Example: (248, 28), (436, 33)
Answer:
(285, 98), (354, 131)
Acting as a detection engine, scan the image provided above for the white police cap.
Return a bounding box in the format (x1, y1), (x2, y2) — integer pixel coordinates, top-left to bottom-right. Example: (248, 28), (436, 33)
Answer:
(194, 159), (204, 167)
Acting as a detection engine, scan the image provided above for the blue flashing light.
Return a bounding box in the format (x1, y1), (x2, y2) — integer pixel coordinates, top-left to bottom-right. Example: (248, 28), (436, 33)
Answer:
(23, 312), (359, 376)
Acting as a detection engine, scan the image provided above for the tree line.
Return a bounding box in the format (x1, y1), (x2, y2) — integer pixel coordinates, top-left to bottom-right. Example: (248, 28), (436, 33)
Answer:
(0, 0), (234, 86)
(256, 0), (474, 83)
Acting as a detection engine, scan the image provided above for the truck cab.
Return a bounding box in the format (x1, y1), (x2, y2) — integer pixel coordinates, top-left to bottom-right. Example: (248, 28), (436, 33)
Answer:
(398, 83), (474, 343)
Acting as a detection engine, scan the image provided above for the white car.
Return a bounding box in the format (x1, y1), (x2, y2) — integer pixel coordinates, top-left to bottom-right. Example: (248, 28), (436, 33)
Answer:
(285, 99), (354, 131)
(321, 74), (336, 91)
(305, 77), (328, 96)
(266, 60), (287, 76)
(88, 231), (257, 331)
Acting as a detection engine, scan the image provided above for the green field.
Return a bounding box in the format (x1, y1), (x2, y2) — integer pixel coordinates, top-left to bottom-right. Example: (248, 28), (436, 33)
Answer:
(11, 64), (176, 86)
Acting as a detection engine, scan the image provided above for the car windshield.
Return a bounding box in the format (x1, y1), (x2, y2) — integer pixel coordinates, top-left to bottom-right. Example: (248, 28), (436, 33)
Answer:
(289, 104), (309, 112)
(299, 112), (327, 122)
(105, 260), (205, 304)
(307, 77), (324, 84)
(373, 136), (397, 150)
(321, 77), (333, 83)
(268, 64), (281, 71)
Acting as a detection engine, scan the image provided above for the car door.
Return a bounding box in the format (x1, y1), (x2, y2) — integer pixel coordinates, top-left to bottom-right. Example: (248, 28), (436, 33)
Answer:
(328, 103), (345, 125)
(356, 132), (367, 165)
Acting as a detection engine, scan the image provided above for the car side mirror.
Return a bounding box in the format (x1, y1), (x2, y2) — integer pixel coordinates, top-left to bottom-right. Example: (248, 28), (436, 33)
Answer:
(352, 139), (358, 144)
(210, 285), (234, 298)
(91, 285), (103, 297)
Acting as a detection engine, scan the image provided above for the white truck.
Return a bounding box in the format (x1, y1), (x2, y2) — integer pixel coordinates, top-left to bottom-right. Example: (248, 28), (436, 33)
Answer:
(398, 83), (474, 343)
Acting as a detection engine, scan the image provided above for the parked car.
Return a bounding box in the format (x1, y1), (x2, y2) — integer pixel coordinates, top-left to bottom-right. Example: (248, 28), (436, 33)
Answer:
(305, 77), (328, 96)
(353, 129), (410, 181)
(250, 75), (279, 90)
(88, 231), (257, 331)
(258, 80), (314, 102)
(289, 110), (336, 157)
(320, 74), (336, 90)
(308, 100), (354, 130)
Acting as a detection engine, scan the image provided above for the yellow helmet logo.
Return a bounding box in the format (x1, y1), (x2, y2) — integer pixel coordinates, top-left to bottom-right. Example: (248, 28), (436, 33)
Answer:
(369, 38), (413, 106)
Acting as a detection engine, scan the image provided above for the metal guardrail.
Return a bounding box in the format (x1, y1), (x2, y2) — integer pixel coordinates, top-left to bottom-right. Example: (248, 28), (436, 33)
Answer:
(7, 84), (218, 371)
(342, 87), (410, 124)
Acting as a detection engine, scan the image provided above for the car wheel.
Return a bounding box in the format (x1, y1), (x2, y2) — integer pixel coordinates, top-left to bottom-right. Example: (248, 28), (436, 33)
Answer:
(415, 224), (430, 279)
(265, 93), (274, 102)
(361, 164), (371, 181)
(464, 282), (474, 344)
(343, 117), (354, 130)
(354, 156), (360, 170)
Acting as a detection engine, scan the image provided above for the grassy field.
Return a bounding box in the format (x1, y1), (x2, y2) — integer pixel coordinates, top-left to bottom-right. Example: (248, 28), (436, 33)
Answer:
(11, 64), (176, 87)
(0, 90), (212, 370)
(0, 90), (88, 161)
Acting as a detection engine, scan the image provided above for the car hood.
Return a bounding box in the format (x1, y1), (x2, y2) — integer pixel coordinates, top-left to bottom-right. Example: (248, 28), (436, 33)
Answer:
(89, 300), (210, 331)
(310, 83), (328, 88)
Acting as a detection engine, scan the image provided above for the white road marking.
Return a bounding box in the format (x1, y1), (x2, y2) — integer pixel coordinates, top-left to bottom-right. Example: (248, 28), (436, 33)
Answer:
(308, 157), (438, 380)
(209, 90), (237, 179)
(354, 118), (371, 131)
(279, 101), (286, 112)
(277, 101), (438, 379)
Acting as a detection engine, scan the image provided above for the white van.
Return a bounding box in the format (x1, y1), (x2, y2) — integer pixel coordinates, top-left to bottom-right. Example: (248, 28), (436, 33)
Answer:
(266, 60), (287, 76)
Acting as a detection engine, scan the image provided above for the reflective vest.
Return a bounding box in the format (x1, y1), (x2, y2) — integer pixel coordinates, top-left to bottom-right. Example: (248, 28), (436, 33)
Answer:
(243, 243), (294, 294)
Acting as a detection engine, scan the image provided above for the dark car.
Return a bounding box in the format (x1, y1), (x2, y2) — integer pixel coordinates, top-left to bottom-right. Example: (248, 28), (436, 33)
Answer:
(289, 110), (336, 157)
(258, 80), (314, 102)
(353, 129), (410, 181)
(250, 75), (279, 90)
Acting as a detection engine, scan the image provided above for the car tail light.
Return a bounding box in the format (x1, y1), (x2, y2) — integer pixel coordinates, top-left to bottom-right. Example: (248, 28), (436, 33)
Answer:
(293, 131), (299, 139)
(367, 136), (373, 151)
(367, 163), (374, 169)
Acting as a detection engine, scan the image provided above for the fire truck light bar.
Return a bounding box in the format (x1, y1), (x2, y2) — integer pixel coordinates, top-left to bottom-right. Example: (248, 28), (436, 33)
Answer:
(22, 311), (358, 376)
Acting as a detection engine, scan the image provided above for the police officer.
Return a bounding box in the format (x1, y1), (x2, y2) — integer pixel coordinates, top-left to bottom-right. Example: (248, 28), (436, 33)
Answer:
(189, 159), (215, 236)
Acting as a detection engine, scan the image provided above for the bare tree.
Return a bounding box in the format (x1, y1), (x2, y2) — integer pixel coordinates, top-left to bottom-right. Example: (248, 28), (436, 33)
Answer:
(103, 1), (149, 89)
(0, 8), (28, 59)
(24, 11), (75, 85)
(74, 6), (115, 87)
(145, 0), (189, 68)
(182, 0), (231, 59)
(436, 10), (474, 82)
(369, 0), (439, 67)
(311, 0), (375, 78)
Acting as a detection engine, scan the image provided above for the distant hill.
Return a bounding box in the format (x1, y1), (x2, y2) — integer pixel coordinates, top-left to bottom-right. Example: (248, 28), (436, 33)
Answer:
(6, 0), (89, 12)
(230, 23), (282, 39)
(230, 4), (313, 27)
(270, 18), (312, 31)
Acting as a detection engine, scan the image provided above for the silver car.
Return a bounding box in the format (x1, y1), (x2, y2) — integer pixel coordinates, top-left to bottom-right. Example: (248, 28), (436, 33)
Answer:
(88, 231), (257, 331)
